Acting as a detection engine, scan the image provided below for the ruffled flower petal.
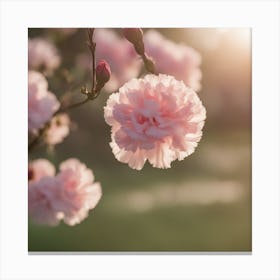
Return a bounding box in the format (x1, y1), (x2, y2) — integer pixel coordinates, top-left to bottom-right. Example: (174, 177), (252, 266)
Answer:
(104, 74), (206, 170)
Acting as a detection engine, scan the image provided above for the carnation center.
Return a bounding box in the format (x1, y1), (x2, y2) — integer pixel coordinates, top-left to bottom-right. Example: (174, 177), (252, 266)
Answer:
(136, 114), (159, 126)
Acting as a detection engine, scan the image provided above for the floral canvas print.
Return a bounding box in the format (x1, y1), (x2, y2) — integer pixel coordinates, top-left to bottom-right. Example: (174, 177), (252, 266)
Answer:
(28, 28), (251, 252)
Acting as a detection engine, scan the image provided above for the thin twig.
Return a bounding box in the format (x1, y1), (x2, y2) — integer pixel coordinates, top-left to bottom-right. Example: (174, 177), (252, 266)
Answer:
(58, 97), (90, 113)
(29, 28), (99, 153)
(86, 28), (96, 94)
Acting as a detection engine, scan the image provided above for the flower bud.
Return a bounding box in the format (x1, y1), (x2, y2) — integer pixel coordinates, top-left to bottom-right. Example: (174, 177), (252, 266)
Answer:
(123, 28), (145, 55)
(96, 60), (111, 91)
(96, 60), (111, 83)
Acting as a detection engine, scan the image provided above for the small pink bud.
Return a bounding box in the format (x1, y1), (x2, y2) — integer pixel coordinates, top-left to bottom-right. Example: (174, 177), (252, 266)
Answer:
(123, 28), (145, 55)
(96, 60), (111, 89)
(96, 60), (111, 92)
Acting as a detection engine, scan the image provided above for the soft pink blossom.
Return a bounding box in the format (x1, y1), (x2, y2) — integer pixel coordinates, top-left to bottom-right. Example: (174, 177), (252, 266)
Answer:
(104, 74), (206, 170)
(28, 37), (61, 74)
(56, 159), (102, 226)
(28, 176), (63, 226)
(77, 29), (141, 92)
(45, 113), (70, 145)
(28, 71), (60, 131)
(28, 158), (102, 226)
(28, 159), (62, 226)
(144, 30), (202, 91)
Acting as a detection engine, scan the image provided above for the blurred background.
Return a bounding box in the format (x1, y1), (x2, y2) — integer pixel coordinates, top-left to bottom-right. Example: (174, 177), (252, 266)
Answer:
(28, 28), (251, 252)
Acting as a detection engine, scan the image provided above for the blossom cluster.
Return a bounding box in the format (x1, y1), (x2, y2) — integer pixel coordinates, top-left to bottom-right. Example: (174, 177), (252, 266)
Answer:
(28, 38), (61, 75)
(28, 159), (102, 226)
(28, 28), (206, 227)
(28, 70), (70, 146)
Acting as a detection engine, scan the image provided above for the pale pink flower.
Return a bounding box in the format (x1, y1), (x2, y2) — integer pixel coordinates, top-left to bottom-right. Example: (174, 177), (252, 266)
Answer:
(78, 28), (141, 92)
(28, 158), (102, 226)
(56, 159), (102, 226)
(28, 37), (61, 74)
(28, 159), (62, 226)
(28, 71), (60, 131)
(104, 74), (206, 170)
(45, 113), (70, 145)
(28, 176), (63, 226)
(144, 30), (202, 91)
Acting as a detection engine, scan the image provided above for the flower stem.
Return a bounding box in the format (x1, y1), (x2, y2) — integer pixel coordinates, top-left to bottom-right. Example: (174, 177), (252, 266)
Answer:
(29, 28), (100, 153)
(58, 97), (90, 113)
(141, 53), (157, 74)
(86, 28), (96, 94)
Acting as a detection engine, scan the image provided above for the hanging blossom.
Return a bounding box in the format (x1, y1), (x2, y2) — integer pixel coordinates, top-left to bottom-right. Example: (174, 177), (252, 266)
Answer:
(76, 28), (141, 92)
(28, 159), (61, 226)
(28, 158), (102, 226)
(28, 71), (60, 132)
(144, 30), (202, 91)
(104, 74), (206, 170)
(28, 37), (61, 74)
(44, 113), (71, 146)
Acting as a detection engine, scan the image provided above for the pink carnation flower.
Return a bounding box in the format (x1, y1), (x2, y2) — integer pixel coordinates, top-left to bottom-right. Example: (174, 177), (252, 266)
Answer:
(28, 37), (61, 74)
(144, 30), (202, 91)
(45, 113), (70, 145)
(28, 71), (60, 131)
(104, 74), (206, 170)
(28, 176), (63, 226)
(28, 158), (102, 226)
(28, 159), (62, 226)
(92, 29), (141, 92)
(56, 159), (102, 226)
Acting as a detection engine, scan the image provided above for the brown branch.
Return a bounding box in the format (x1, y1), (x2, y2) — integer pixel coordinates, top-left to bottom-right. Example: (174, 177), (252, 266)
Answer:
(58, 97), (90, 113)
(86, 28), (96, 94)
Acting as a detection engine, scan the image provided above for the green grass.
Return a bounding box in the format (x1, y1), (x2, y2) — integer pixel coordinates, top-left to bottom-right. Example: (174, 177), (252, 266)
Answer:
(29, 200), (251, 252)
(29, 129), (251, 252)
